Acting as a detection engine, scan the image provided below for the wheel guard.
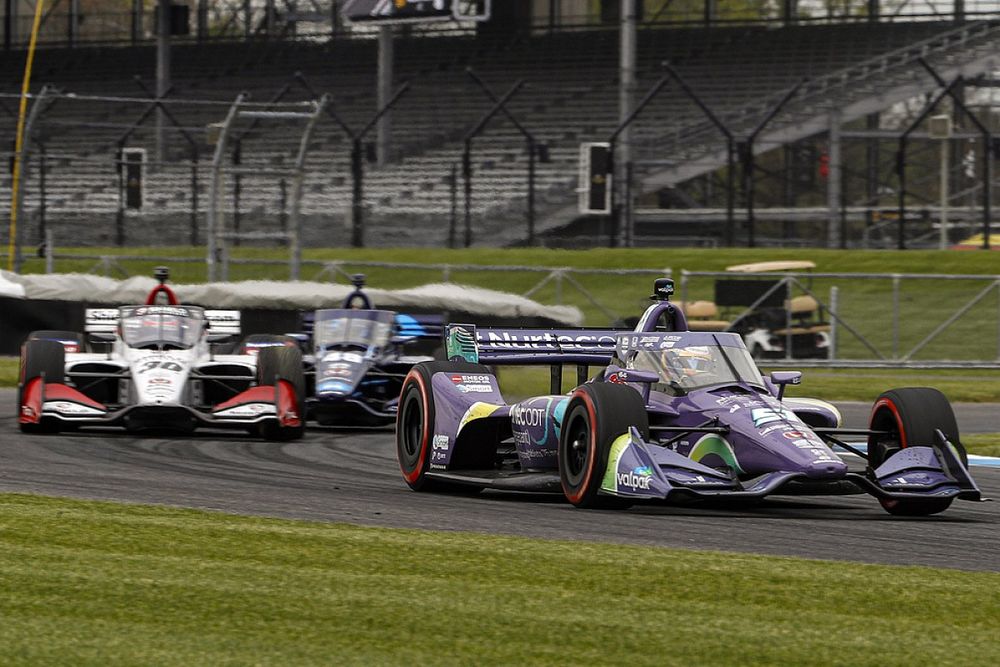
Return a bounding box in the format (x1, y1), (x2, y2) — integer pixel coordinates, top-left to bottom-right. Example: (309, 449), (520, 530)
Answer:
(845, 431), (985, 503)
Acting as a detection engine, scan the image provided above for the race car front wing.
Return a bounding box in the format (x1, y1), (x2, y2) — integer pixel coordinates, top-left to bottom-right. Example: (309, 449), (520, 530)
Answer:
(20, 376), (301, 431)
(598, 427), (985, 504)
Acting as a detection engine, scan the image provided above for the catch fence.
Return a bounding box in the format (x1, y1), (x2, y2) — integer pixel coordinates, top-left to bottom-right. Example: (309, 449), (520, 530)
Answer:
(9, 250), (1000, 367)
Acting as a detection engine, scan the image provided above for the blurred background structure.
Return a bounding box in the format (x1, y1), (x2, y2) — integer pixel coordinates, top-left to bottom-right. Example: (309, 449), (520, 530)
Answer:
(2, 1), (1000, 251)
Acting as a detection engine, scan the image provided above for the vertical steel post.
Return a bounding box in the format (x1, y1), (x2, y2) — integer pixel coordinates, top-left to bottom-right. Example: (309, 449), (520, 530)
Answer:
(243, 0), (252, 38)
(131, 0), (142, 45)
(528, 137), (536, 244)
(376, 25), (394, 167)
(37, 143), (45, 243)
(449, 163), (457, 248)
(68, 0), (80, 46)
(351, 138), (364, 247)
(156, 0), (171, 172)
(892, 275), (900, 359)
(827, 110), (842, 249)
(207, 94), (245, 283)
(616, 0), (637, 249)
(197, 0), (208, 42)
(12, 87), (50, 272)
(4, 0), (12, 50)
(828, 286), (838, 361)
(463, 142), (472, 248)
(288, 95), (329, 281)
(190, 154), (198, 245)
(232, 142), (242, 243)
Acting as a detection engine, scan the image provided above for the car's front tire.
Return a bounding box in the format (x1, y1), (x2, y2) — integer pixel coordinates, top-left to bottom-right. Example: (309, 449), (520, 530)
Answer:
(18, 339), (66, 434)
(868, 387), (966, 516)
(256, 345), (306, 441)
(558, 383), (648, 509)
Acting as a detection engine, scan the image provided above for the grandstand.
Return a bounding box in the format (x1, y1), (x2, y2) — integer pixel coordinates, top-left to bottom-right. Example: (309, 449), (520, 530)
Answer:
(1, 2), (999, 249)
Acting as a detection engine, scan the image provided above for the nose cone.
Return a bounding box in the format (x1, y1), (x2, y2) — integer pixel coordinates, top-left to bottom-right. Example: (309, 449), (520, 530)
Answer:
(803, 458), (848, 480)
(316, 379), (355, 398)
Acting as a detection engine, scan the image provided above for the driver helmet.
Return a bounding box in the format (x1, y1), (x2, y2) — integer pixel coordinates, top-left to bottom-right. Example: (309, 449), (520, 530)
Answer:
(665, 346), (715, 377)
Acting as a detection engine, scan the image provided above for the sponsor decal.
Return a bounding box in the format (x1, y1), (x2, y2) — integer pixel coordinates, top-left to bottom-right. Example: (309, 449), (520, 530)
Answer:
(44, 401), (105, 416)
(617, 467), (653, 490)
(456, 384), (492, 394)
(758, 424), (789, 437)
(451, 374), (491, 384)
(133, 306), (190, 317)
(607, 371), (627, 384)
(217, 403), (274, 418)
(783, 430), (806, 439)
(510, 404), (545, 427)
(450, 373), (494, 394)
(751, 406), (801, 429)
(432, 435), (449, 451)
(483, 331), (616, 351)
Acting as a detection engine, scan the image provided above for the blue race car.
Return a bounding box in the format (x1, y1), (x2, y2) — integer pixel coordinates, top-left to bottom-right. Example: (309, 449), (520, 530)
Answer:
(243, 275), (441, 427)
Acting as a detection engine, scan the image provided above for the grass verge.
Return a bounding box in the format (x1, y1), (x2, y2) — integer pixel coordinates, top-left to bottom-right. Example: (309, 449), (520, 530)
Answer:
(0, 492), (997, 666)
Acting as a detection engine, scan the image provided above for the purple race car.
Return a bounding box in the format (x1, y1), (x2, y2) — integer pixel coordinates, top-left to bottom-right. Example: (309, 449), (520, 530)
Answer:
(396, 278), (984, 516)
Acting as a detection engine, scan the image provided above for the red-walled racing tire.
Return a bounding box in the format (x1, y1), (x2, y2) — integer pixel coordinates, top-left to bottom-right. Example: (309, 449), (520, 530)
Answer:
(868, 387), (966, 517)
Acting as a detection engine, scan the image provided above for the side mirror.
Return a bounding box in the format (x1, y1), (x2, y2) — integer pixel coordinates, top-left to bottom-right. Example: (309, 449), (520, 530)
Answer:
(603, 366), (659, 403)
(770, 371), (802, 401)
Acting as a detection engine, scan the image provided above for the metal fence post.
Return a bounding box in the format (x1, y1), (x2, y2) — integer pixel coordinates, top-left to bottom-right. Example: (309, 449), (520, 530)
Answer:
(892, 275), (900, 360)
(828, 285), (838, 361)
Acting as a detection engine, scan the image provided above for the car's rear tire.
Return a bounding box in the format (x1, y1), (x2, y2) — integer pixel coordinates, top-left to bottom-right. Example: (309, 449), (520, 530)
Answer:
(868, 387), (966, 517)
(396, 360), (491, 492)
(19, 339), (66, 434)
(558, 383), (649, 509)
(256, 345), (305, 441)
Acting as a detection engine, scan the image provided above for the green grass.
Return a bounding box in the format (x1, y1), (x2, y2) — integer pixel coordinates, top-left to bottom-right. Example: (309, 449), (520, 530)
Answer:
(0, 493), (997, 666)
(963, 433), (1000, 457)
(10, 245), (1000, 360)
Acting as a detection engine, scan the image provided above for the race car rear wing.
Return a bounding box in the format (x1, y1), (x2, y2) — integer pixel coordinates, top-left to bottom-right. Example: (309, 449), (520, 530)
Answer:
(445, 323), (622, 366)
(445, 323), (624, 392)
(84, 308), (242, 336)
(299, 311), (443, 342)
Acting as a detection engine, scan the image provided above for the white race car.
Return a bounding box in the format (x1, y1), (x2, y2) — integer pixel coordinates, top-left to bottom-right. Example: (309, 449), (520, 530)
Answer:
(17, 273), (305, 441)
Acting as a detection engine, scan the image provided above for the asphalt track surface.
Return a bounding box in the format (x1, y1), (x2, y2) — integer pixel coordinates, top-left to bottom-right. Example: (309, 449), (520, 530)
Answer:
(1, 390), (997, 572)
